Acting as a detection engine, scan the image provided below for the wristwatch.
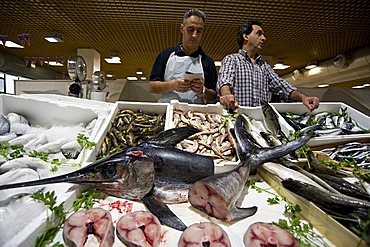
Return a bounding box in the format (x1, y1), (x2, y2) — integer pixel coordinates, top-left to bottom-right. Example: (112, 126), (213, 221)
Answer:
(199, 86), (206, 96)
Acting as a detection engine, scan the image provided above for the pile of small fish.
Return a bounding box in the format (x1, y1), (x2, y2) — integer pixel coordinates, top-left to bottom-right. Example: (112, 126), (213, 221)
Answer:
(320, 142), (370, 167)
(281, 107), (369, 137)
(172, 109), (236, 162)
(98, 109), (165, 158)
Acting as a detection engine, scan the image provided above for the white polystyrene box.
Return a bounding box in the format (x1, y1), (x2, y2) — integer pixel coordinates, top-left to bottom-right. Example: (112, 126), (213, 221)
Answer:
(166, 100), (226, 129)
(0, 95), (114, 247)
(0, 94), (111, 163)
(271, 102), (370, 147)
(88, 101), (170, 162)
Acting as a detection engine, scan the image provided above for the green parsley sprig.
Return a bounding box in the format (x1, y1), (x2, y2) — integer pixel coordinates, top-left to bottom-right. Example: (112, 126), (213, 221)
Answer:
(31, 188), (101, 247)
(248, 181), (329, 247)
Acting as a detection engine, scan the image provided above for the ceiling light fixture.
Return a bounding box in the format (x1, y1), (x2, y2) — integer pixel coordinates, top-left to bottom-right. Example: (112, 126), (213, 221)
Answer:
(127, 76), (138, 81)
(45, 34), (63, 43)
(273, 60), (290, 70)
(307, 67), (322, 76)
(352, 85), (365, 89)
(214, 61), (222, 67)
(140, 76), (147, 80)
(106, 73), (113, 78)
(0, 40), (24, 48)
(317, 84), (329, 88)
(105, 52), (121, 64)
(305, 61), (317, 70)
(48, 61), (64, 66)
(136, 70), (143, 75)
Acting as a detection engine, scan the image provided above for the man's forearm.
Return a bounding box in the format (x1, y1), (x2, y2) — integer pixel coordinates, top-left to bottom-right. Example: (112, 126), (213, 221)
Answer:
(149, 80), (176, 94)
(289, 90), (307, 102)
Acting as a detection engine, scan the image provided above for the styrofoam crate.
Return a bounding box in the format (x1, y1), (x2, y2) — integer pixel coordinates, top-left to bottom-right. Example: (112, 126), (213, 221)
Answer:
(0, 94), (113, 247)
(271, 102), (370, 147)
(88, 101), (170, 162)
(18, 93), (114, 112)
(0, 94), (112, 163)
(166, 100), (226, 129)
(167, 100), (239, 168)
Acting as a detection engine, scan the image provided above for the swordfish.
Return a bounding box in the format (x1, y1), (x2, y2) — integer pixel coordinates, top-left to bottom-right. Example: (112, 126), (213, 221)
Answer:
(0, 126), (215, 231)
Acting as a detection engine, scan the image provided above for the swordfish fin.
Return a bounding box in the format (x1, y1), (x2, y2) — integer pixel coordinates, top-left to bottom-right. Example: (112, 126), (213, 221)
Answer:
(147, 126), (199, 147)
(142, 194), (187, 231)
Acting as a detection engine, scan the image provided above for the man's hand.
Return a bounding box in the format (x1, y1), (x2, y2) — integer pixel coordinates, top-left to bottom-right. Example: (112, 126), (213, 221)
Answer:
(190, 78), (204, 95)
(174, 78), (191, 92)
(303, 96), (320, 112)
(220, 94), (239, 110)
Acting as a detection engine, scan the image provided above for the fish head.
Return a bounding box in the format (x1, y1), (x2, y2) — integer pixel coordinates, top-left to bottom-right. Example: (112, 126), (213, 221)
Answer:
(69, 150), (156, 200)
(0, 150), (155, 201)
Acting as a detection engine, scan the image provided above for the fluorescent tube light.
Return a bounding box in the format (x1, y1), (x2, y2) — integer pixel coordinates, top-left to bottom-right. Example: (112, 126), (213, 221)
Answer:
(0, 40), (24, 48)
(127, 76), (138, 80)
(45, 34), (63, 43)
(273, 63), (290, 70)
(214, 61), (222, 66)
(317, 84), (329, 88)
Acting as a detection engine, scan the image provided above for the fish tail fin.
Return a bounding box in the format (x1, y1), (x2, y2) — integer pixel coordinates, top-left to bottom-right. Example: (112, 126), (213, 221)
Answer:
(227, 206), (258, 221)
(254, 130), (313, 165)
(148, 127), (199, 146)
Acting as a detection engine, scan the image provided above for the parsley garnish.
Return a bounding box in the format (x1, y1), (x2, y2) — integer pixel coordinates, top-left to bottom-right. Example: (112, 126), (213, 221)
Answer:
(31, 189), (101, 247)
(248, 181), (329, 247)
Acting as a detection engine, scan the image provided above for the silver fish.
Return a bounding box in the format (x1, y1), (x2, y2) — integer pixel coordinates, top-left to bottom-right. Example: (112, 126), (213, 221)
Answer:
(282, 178), (370, 220)
(261, 100), (283, 138)
(0, 114), (10, 136)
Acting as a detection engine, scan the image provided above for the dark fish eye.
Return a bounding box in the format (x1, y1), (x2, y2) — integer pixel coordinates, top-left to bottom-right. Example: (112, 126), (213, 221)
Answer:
(103, 165), (117, 178)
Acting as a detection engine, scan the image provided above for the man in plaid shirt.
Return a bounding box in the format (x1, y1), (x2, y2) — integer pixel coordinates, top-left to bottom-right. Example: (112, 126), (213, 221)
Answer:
(217, 19), (319, 111)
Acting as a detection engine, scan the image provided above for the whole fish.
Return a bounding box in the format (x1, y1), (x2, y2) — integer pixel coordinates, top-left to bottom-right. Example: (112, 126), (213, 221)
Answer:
(312, 172), (370, 201)
(0, 127), (215, 231)
(282, 178), (370, 220)
(261, 100), (284, 139)
(0, 114), (10, 135)
(188, 115), (313, 221)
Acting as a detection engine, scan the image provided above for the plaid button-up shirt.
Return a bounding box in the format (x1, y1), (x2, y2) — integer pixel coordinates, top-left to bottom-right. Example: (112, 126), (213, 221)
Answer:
(217, 49), (296, 107)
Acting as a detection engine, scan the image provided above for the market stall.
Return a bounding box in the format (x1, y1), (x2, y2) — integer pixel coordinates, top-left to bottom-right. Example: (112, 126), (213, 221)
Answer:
(0, 94), (369, 246)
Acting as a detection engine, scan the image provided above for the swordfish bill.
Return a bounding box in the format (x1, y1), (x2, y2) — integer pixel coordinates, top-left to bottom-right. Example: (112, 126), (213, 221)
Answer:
(0, 151), (156, 201)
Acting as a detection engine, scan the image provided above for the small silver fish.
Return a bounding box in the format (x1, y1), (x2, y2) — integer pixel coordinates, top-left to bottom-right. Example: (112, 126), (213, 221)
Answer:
(0, 114), (10, 136)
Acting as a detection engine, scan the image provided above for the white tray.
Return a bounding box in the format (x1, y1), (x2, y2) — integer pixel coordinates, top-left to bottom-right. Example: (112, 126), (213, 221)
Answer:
(271, 102), (370, 147)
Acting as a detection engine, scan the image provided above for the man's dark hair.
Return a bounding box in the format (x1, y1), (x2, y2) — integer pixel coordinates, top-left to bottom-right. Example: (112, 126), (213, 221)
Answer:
(183, 8), (206, 23)
(237, 19), (262, 48)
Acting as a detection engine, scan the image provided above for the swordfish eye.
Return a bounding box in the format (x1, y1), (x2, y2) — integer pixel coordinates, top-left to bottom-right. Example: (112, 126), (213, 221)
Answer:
(102, 165), (117, 178)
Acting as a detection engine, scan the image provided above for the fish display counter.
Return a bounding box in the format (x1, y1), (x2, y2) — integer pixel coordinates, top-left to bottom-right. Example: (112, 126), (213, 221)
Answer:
(1, 96), (369, 246)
